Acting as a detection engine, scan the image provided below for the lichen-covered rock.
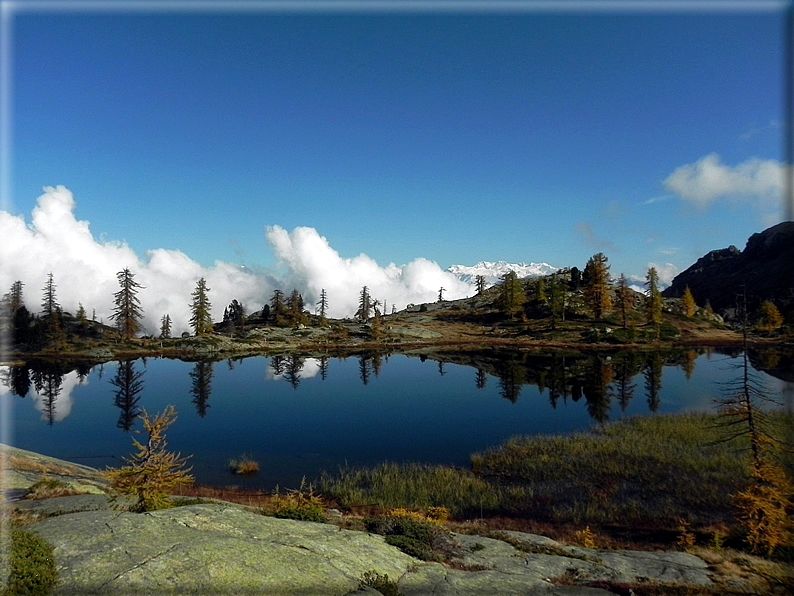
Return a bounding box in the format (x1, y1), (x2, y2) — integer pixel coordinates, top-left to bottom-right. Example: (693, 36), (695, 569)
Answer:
(29, 504), (417, 595)
(27, 504), (714, 596)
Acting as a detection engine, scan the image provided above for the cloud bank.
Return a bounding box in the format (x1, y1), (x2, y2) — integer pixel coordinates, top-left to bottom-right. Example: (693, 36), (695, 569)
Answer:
(0, 186), (474, 334)
(663, 153), (783, 223)
(266, 225), (471, 318)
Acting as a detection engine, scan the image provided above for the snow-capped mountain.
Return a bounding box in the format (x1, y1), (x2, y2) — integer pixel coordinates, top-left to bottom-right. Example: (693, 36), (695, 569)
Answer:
(447, 261), (560, 288)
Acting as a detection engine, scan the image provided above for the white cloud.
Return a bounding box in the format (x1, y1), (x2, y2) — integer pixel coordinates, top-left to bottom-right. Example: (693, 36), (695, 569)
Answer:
(639, 194), (673, 206)
(0, 186), (269, 335)
(0, 186), (476, 334)
(265, 225), (472, 318)
(662, 153), (783, 218)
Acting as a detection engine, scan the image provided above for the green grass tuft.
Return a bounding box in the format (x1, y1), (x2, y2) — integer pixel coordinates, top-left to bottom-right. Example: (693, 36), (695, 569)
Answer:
(0, 527), (59, 595)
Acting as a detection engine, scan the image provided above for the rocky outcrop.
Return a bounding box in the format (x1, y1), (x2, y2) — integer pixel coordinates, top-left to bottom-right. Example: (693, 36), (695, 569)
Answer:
(25, 501), (713, 596)
(662, 221), (794, 318)
(1, 443), (108, 502)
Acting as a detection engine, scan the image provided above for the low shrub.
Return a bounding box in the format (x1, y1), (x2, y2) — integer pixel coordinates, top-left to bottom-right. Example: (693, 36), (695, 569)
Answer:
(268, 480), (326, 523)
(366, 514), (448, 561)
(358, 570), (403, 596)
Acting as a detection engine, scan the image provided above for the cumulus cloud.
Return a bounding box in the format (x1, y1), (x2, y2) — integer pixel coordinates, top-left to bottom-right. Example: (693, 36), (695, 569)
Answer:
(0, 186), (268, 334)
(0, 186), (475, 333)
(662, 153), (783, 218)
(265, 225), (472, 317)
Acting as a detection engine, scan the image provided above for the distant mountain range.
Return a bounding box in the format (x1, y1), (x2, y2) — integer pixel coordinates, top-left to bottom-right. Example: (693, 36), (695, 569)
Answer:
(448, 261), (559, 288)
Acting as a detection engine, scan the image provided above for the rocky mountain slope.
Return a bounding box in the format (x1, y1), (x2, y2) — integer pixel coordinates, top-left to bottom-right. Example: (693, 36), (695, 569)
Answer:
(662, 221), (794, 319)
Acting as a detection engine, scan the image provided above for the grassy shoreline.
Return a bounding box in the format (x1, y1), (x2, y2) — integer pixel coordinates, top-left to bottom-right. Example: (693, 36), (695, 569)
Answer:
(319, 411), (794, 551)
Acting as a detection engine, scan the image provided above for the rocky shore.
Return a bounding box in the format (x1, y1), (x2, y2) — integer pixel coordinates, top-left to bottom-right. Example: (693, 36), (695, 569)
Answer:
(4, 444), (786, 595)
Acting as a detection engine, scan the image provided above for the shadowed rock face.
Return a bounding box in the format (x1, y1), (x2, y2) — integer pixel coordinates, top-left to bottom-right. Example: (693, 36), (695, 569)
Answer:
(662, 221), (794, 318)
(26, 500), (713, 596)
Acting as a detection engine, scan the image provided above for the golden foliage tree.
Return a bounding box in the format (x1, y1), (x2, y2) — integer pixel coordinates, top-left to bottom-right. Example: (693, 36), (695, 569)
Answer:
(105, 405), (193, 512)
(756, 300), (783, 331)
(716, 291), (792, 555)
(681, 286), (696, 318)
(583, 253), (611, 318)
(733, 450), (792, 555)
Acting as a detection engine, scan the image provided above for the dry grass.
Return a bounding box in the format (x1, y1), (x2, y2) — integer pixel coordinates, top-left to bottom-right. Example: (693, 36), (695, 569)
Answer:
(692, 547), (794, 595)
(3, 454), (84, 476)
(24, 476), (87, 500)
(172, 483), (274, 508)
(0, 508), (46, 527)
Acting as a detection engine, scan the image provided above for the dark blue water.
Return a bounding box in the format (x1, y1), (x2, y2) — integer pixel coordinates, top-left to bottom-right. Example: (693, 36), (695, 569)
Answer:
(3, 351), (791, 490)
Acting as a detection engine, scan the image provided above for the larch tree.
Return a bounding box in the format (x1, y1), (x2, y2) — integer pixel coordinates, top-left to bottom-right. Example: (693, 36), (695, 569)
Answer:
(583, 253), (611, 318)
(110, 268), (145, 340)
(317, 289), (329, 326)
(270, 289), (285, 317)
(371, 308), (382, 339)
(548, 275), (566, 327)
(287, 289), (306, 326)
(756, 300), (783, 331)
(40, 273), (64, 349)
(75, 303), (88, 327)
(498, 271), (525, 319)
(159, 314), (172, 339)
(104, 405), (194, 512)
(357, 286), (372, 322)
(40, 272), (59, 318)
(716, 290), (792, 554)
(535, 277), (548, 304)
(645, 267), (663, 335)
(3, 280), (24, 314)
(189, 278), (213, 336)
(615, 273), (634, 329)
(681, 286), (697, 318)
(475, 275), (486, 295)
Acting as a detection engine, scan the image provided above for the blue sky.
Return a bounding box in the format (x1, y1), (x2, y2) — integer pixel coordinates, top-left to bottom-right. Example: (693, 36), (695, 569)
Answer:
(1, 1), (790, 321)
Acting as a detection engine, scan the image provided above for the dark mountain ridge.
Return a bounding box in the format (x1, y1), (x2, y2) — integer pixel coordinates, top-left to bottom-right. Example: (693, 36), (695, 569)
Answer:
(662, 221), (794, 319)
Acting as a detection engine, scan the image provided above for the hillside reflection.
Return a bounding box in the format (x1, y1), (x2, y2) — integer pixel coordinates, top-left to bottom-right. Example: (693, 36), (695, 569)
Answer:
(4, 348), (792, 489)
(3, 347), (792, 427)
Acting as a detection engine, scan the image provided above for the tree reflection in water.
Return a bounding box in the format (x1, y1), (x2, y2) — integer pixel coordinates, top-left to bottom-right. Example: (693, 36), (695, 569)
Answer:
(110, 359), (145, 431)
(190, 360), (214, 417)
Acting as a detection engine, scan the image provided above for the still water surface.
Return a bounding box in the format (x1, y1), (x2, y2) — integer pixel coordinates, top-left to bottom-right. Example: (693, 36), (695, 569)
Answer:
(3, 350), (791, 490)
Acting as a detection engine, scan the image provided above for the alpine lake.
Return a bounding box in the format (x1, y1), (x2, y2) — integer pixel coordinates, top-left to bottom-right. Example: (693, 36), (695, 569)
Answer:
(3, 347), (792, 491)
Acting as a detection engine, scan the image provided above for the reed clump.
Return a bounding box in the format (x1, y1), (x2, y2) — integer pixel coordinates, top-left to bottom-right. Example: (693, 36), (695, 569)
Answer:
(318, 462), (500, 517)
(227, 454), (260, 475)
